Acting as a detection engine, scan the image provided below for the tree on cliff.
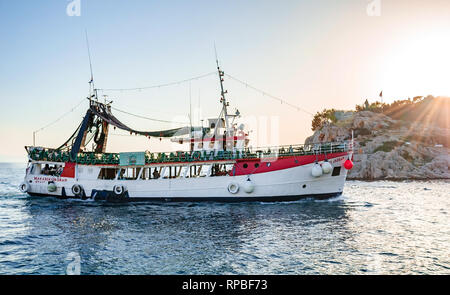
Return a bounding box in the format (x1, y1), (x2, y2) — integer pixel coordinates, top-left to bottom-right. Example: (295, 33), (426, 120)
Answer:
(311, 109), (337, 131)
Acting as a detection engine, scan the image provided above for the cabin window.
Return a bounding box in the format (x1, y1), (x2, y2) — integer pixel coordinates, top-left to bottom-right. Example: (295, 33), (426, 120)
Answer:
(40, 163), (63, 176)
(189, 165), (203, 178)
(199, 165), (212, 177)
(153, 167), (161, 179)
(136, 167), (142, 179)
(243, 163), (248, 169)
(138, 167), (162, 180)
(177, 166), (187, 178)
(161, 167), (169, 179)
(98, 168), (118, 180)
(118, 167), (140, 180)
(140, 167), (150, 180)
(211, 164), (233, 177)
(332, 167), (341, 176)
(167, 166), (177, 179)
(31, 164), (40, 175)
(225, 164), (234, 173)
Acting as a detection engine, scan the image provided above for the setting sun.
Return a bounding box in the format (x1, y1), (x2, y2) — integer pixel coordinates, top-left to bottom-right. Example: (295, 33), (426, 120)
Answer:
(378, 28), (450, 101)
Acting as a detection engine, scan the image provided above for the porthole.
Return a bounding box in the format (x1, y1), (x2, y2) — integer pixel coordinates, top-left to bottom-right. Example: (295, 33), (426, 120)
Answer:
(266, 162), (271, 167)
(243, 163), (248, 169)
(254, 163), (260, 168)
(302, 184), (306, 189)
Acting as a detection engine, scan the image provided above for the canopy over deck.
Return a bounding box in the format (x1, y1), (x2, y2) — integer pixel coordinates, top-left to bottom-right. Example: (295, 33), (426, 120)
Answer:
(51, 99), (207, 162)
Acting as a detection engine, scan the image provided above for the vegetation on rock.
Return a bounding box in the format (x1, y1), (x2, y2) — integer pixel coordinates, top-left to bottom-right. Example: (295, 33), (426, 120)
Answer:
(312, 95), (449, 131)
(311, 108), (338, 131)
(373, 141), (399, 153)
(307, 95), (449, 180)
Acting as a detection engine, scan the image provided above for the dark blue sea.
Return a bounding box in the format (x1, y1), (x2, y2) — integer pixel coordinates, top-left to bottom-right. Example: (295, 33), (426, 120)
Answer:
(0, 163), (448, 274)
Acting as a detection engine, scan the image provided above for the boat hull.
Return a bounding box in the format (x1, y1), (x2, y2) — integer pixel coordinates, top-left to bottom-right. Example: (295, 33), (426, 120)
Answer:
(22, 155), (349, 202)
(27, 191), (342, 202)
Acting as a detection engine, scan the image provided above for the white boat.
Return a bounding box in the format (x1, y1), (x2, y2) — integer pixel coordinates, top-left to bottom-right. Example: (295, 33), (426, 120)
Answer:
(20, 63), (354, 202)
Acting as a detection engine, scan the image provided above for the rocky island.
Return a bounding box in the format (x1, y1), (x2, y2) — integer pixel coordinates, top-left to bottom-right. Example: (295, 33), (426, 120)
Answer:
(305, 96), (449, 180)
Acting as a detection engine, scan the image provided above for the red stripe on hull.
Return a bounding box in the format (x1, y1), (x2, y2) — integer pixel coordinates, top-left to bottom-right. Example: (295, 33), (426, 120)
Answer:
(229, 152), (348, 176)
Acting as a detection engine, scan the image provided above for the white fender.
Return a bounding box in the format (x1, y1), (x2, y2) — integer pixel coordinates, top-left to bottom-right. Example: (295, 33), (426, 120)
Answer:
(311, 163), (323, 177)
(243, 179), (255, 193)
(227, 182), (239, 194)
(321, 161), (333, 174)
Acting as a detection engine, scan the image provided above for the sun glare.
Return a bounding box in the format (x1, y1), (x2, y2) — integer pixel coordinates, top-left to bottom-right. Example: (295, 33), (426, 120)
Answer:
(380, 29), (450, 100)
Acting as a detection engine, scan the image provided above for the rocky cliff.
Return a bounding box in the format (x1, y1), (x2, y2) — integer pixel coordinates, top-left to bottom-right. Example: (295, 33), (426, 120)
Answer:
(305, 111), (449, 180)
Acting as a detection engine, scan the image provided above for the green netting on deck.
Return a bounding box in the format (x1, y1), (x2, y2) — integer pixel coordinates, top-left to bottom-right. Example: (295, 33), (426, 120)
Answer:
(26, 142), (350, 166)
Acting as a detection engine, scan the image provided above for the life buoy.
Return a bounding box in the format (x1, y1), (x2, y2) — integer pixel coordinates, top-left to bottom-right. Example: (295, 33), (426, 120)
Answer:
(72, 184), (83, 196)
(47, 182), (57, 193)
(19, 182), (30, 193)
(227, 182), (239, 194)
(113, 185), (125, 196)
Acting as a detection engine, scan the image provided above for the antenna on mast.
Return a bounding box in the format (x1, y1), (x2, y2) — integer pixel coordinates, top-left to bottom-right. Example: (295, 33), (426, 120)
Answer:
(213, 43), (230, 135)
(214, 41), (219, 68)
(189, 81), (192, 132)
(85, 30), (97, 100)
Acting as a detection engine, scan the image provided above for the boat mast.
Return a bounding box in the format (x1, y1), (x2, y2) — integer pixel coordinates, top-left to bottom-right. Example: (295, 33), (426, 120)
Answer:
(85, 30), (97, 101)
(214, 48), (230, 137)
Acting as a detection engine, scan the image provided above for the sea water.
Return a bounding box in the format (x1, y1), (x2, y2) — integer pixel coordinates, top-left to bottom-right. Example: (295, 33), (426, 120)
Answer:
(0, 163), (448, 274)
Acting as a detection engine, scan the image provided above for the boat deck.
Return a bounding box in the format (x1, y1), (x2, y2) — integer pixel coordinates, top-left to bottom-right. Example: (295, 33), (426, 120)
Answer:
(26, 142), (351, 165)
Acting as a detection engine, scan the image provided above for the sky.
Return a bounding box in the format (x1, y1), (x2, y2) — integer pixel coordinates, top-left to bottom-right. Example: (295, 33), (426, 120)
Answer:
(1, 0), (450, 162)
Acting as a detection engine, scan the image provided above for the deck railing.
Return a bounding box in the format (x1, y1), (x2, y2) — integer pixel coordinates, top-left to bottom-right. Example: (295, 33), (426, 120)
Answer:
(25, 141), (352, 165)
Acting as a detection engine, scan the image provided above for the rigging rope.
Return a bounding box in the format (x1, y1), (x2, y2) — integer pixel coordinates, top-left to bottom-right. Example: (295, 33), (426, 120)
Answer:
(34, 99), (86, 134)
(111, 106), (189, 125)
(224, 73), (314, 116)
(94, 69), (314, 116)
(96, 71), (217, 92)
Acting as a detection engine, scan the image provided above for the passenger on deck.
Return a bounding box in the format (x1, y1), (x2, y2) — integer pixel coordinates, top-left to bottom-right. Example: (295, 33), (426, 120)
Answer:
(42, 164), (50, 175)
(153, 169), (160, 179)
(49, 165), (57, 176)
